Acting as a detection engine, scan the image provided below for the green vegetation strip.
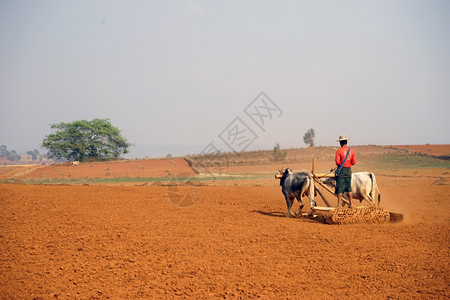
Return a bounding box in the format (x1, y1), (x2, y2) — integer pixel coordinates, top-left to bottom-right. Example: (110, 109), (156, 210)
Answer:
(361, 155), (450, 170)
(0, 174), (263, 185)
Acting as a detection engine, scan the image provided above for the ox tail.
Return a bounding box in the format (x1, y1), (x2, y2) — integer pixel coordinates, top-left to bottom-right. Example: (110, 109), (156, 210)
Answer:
(369, 172), (381, 207)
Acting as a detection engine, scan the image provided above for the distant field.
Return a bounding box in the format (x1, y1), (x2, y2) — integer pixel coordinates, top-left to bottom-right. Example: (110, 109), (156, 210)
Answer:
(0, 145), (449, 185)
(390, 144), (450, 156)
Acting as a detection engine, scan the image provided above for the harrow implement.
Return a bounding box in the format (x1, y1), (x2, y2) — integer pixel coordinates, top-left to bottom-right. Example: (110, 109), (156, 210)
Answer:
(309, 206), (403, 225)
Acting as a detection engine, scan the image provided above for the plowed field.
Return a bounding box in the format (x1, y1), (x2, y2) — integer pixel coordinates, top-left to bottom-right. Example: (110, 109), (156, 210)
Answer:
(0, 173), (449, 299)
(18, 158), (195, 179)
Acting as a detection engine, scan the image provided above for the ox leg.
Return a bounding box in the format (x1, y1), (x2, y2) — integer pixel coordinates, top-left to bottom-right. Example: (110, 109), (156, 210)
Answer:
(284, 194), (296, 217)
(367, 193), (376, 206)
(363, 194), (375, 206)
(294, 194), (304, 215)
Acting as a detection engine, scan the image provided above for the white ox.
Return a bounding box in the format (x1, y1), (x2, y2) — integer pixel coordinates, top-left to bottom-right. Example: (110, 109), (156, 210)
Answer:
(66, 161), (79, 166)
(322, 172), (381, 207)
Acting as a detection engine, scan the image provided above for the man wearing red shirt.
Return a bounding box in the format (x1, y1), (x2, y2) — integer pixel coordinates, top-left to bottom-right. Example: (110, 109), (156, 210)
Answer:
(335, 135), (356, 208)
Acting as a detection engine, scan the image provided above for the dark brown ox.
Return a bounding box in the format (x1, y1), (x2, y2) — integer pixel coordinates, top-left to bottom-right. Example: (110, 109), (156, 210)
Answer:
(276, 168), (316, 217)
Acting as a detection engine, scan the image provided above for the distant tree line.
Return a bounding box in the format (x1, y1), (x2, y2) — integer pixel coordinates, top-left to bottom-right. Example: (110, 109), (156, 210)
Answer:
(0, 145), (21, 161)
(26, 149), (43, 162)
(0, 145), (48, 162)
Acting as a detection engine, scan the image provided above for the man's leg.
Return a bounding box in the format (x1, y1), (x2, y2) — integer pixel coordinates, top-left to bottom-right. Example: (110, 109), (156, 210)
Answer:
(347, 192), (353, 208)
(336, 176), (344, 208)
(343, 170), (352, 208)
(337, 193), (342, 208)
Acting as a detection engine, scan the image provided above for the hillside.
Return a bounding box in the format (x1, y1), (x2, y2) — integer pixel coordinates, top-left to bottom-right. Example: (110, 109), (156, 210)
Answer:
(185, 145), (450, 173)
(389, 144), (450, 158)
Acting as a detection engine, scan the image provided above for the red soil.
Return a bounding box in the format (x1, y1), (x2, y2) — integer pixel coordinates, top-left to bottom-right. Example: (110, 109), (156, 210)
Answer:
(20, 158), (195, 179)
(0, 174), (448, 299)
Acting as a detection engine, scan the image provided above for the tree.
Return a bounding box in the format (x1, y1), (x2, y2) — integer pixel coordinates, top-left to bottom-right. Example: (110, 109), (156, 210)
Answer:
(42, 118), (132, 161)
(0, 145), (9, 158)
(27, 151), (34, 161)
(303, 128), (315, 147)
(273, 143), (287, 161)
(9, 150), (20, 161)
(27, 149), (39, 161)
(33, 149), (40, 160)
(1, 145), (20, 161)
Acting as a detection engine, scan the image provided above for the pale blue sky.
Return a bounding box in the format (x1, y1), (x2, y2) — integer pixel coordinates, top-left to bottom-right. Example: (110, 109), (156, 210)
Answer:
(1, 1), (449, 157)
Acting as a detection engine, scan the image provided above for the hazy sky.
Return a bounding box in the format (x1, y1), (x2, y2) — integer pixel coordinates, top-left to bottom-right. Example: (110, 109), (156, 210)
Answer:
(1, 0), (449, 157)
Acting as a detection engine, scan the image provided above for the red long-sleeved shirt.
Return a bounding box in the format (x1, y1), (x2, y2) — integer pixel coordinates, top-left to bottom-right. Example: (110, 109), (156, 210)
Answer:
(335, 145), (356, 168)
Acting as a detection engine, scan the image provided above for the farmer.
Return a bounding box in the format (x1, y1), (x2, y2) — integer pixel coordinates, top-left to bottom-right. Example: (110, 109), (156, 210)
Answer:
(335, 135), (356, 208)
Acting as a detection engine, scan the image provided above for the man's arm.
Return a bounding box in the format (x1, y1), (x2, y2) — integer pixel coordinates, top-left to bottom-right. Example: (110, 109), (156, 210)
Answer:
(350, 149), (356, 165)
(335, 150), (342, 166)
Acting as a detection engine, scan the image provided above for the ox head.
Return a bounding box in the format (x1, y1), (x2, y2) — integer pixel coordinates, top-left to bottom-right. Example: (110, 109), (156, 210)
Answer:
(274, 167), (284, 179)
(275, 168), (293, 186)
(275, 167), (293, 178)
(321, 177), (336, 188)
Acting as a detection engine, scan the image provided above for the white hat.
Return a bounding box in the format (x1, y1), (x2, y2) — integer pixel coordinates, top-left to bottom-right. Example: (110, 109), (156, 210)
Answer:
(337, 135), (349, 142)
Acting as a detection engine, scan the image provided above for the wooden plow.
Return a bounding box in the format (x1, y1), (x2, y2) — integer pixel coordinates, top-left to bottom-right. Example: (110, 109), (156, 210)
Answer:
(276, 156), (403, 224)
